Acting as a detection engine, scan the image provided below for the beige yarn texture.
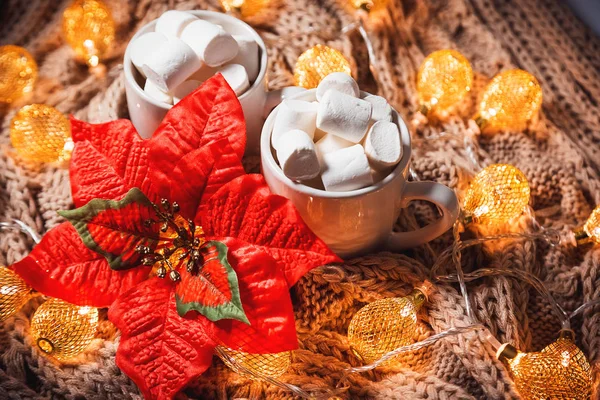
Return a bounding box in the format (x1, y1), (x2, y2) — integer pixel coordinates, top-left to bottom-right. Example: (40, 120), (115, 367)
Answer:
(1, 0), (600, 399)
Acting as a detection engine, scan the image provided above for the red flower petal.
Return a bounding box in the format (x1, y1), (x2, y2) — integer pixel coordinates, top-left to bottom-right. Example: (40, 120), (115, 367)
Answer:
(166, 140), (245, 220)
(146, 75), (245, 206)
(10, 222), (148, 307)
(200, 175), (341, 287)
(210, 237), (298, 354)
(70, 118), (149, 207)
(109, 278), (216, 400)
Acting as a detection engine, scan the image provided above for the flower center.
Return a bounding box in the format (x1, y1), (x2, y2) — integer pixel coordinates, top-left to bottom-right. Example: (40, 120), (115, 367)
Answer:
(135, 199), (207, 282)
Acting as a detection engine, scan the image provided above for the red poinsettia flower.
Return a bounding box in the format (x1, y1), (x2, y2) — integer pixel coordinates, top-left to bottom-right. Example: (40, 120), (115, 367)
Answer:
(10, 75), (340, 400)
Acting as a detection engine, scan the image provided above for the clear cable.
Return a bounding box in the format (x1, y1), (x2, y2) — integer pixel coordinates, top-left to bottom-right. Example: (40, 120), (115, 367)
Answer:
(436, 268), (569, 329)
(214, 347), (337, 400)
(0, 219), (41, 244)
(342, 324), (484, 375)
(569, 298), (600, 320)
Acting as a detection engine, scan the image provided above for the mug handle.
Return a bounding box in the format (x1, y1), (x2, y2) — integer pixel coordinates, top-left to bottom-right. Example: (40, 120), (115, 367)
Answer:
(263, 86), (308, 118)
(385, 181), (459, 251)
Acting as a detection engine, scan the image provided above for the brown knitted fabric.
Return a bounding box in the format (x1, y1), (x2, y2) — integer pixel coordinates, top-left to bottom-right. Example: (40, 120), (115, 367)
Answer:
(1, 0), (600, 399)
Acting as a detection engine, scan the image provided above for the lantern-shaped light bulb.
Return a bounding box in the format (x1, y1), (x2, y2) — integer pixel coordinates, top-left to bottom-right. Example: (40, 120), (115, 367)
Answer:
(347, 289), (426, 364)
(216, 346), (291, 380)
(0, 267), (33, 322)
(476, 69), (542, 133)
(349, 0), (389, 13)
(10, 104), (73, 164)
(219, 0), (270, 18)
(0, 45), (38, 104)
(497, 330), (592, 400)
(30, 299), (98, 361)
(583, 205), (600, 244)
(62, 0), (115, 67)
(416, 49), (473, 116)
(462, 164), (530, 225)
(294, 45), (352, 89)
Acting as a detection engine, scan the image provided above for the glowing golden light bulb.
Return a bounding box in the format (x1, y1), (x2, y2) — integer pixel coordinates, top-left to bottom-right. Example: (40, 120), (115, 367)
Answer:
(347, 289), (426, 364)
(220, 0), (270, 18)
(349, 0), (389, 12)
(497, 331), (592, 400)
(294, 45), (352, 89)
(476, 69), (542, 133)
(30, 299), (98, 361)
(62, 0), (115, 67)
(462, 164), (530, 225)
(10, 104), (73, 164)
(216, 346), (291, 380)
(583, 205), (600, 244)
(416, 49), (473, 116)
(0, 267), (33, 322)
(0, 45), (37, 104)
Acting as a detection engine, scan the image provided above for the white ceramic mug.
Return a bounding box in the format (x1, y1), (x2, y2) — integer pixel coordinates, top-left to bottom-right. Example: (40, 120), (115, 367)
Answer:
(260, 89), (459, 258)
(123, 10), (303, 154)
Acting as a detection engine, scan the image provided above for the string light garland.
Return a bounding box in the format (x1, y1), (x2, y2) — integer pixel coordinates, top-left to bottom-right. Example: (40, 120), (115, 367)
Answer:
(572, 205), (600, 245)
(497, 330), (592, 400)
(62, 0), (115, 67)
(416, 50), (473, 117)
(10, 104), (73, 164)
(0, 267), (33, 322)
(294, 45), (352, 89)
(474, 69), (542, 133)
(30, 299), (98, 361)
(462, 164), (530, 225)
(347, 286), (428, 364)
(219, 0), (270, 18)
(216, 346), (292, 380)
(0, 45), (37, 104)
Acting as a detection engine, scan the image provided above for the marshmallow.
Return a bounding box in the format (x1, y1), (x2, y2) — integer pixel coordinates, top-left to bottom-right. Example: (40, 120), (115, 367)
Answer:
(144, 79), (173, 104)
(155, 10), (198, 37)
(142, 37), (202, 92)
(316, 72), (359, 101)
(218, 64), (249, 96)
(364, 120), (402, 169)
(272, 100), (318, 149)
(362, 94), (393, 122)
(180, 20), (239, 67)
(276, 129), (320, 181)
(316, 90), (372, 143)
(172, 80), (201, 104)
(321, 145), (373, 192)
(130, 32), (168, 77)
(230, 35), (260, 83)
(189, 65), (219, 82)
(315, 133), (353, 163)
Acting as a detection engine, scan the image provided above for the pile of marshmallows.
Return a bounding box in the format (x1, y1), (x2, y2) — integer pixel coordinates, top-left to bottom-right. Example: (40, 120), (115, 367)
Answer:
(129, 10), (259, 105)
(272, 73), (402, 192)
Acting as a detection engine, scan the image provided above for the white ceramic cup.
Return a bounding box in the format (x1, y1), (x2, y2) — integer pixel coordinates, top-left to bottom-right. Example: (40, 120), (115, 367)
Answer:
(124, 10), (303, 154)
(260, 89), (459, 258)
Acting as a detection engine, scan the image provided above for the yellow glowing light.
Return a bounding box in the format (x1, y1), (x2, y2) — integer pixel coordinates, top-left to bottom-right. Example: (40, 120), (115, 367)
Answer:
(583, 205), (600, 244)
(30, 299), (98, 361)
(462, 164), (530, 225)
(0, 45), (38, 104)
(220, 0), (270, 18)
(62, 0), (115, 67)
(10, 104), (73, 164)
(0, 267), (32, 322)
(498, 332), (592, 400)
(347, 289), (426, 364)
(294, 45), (352, 89)
(216, 346), (291, 380)
(476, 69), (543, 133)
(416, 49), (473, 116)
(349, 0), (389, 12)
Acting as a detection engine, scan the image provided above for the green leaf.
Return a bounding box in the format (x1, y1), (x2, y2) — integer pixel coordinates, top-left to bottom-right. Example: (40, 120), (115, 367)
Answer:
(176, 241), (249, 324)
(59, 188), (159, 270)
